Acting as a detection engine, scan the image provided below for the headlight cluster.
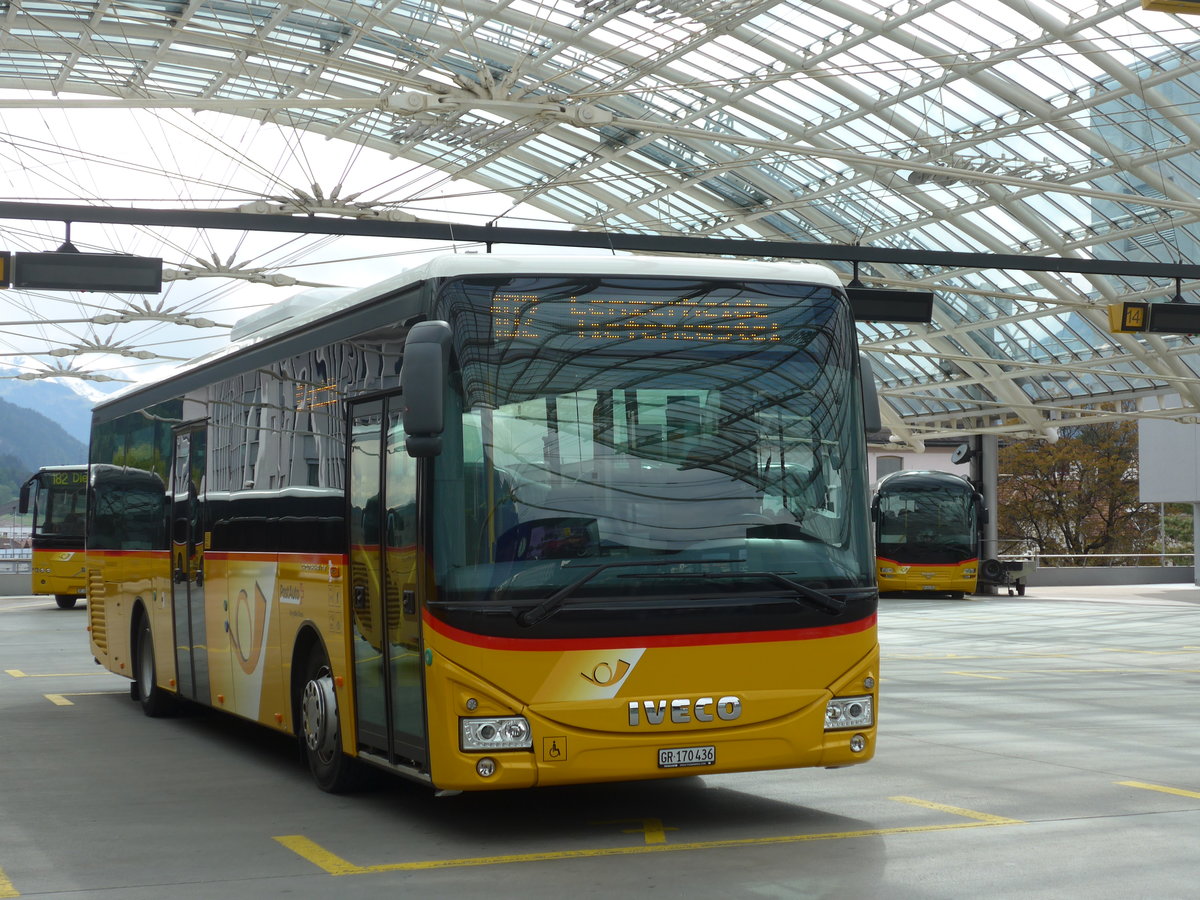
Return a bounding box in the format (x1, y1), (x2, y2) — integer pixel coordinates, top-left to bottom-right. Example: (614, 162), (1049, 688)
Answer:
(460, 716), (532, 751)
(824, 695), (874, 730)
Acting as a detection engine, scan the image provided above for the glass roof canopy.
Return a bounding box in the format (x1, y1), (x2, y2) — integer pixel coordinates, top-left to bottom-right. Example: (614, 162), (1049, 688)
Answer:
(3, 0), (1200, 445)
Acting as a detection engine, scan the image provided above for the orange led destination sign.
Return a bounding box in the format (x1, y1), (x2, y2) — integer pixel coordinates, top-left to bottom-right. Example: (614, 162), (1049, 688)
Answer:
(491, 294), (780, 342)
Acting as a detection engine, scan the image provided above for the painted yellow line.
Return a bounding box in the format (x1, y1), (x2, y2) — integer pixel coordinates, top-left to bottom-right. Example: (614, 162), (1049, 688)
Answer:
(947, 671), (1007, 680)
(43, 691), (127, 707)
(1118, 781), (1200, 800)
(591, 817), (677, 844)
(0, 864), (18, 898)
(275, 800), (1024, 875)
(889, 796), (1024, 825)
(7, 670), (103, 678)
(275, 837), (364, 876)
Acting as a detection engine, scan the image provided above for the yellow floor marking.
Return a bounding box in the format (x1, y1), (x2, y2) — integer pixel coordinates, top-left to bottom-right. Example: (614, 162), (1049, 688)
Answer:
(592, 818), (677, 844)
(0, 864), (18, 898)
(43, 691), (127, 707)
(947, 672), (1007, 680)
(890, 796), (1024, 825)
(275, 837), (364, 876)
(1118, 781), (1200, 800)
(7, 670), (103, 678)
(275, 798), (1023, 875)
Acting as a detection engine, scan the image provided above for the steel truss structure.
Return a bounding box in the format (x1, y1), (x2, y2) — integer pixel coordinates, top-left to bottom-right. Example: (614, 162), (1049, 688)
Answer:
(4, 0), (1200, 445)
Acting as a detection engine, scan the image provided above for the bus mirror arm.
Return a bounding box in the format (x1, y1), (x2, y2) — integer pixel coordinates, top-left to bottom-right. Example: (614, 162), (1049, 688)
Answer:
(401, 321), (452, 458)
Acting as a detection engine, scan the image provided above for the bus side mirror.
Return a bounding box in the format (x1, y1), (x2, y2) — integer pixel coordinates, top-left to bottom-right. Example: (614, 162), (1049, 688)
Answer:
(401, 320), (452, 458)
(18, 481), (31, 515)
(976, 493), (988, 525)
(869, 496), (879, 522)
(859, 353), (882, 434)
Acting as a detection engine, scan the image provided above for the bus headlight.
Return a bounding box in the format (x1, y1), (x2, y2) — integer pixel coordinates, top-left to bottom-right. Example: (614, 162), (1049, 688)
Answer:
(878, 566), (895, 575)
(824, 696), (874, 730)
(461, 716), (532, 751)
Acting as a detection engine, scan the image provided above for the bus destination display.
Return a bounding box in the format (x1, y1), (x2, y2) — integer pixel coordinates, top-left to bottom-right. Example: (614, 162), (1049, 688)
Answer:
(492, 293), (781, 342)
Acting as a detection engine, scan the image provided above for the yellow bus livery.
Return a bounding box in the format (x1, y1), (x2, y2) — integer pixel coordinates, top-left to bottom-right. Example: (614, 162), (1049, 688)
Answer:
(86, 254), (880, 793)
(871, 469), (986, 599)
(19, 465), (88, 609)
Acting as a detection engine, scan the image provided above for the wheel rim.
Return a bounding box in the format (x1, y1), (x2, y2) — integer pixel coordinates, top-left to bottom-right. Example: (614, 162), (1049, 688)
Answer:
(301, 667), (339, 761)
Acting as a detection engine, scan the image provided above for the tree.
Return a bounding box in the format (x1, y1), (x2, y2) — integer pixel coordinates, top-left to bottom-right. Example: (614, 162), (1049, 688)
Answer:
(997, 420), (1160, 564)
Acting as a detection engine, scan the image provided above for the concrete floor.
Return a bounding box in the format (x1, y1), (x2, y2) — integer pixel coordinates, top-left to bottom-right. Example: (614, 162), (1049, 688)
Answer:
(1, 584), (1198, 899)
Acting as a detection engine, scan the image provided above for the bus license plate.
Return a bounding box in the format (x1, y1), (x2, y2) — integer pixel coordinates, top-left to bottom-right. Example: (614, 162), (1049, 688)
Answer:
(658, 745), (716, 768)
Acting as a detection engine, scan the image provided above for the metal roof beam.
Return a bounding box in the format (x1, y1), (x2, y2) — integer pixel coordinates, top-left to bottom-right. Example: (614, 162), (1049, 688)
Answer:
(3, 199), (1200, 279)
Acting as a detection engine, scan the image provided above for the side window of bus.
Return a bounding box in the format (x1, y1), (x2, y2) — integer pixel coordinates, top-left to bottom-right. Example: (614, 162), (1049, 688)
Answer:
(90, 471), (168, 551)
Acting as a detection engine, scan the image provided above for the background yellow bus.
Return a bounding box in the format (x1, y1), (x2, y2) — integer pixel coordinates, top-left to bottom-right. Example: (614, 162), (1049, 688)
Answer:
(872, 469), (986, 599)
(19, 464), (87, 609)
(86, 254), (880, 793)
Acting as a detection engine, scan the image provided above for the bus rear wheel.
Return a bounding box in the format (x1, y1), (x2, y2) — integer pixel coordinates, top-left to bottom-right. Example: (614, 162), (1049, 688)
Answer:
(55, 594), (78, 610)
(298, 645), (360, 793)
(135, 616), (174, 717)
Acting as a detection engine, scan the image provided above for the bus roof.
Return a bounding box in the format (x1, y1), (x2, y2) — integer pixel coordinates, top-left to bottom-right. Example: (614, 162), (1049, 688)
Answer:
(875, 470), (975, 493)
(231, 253), (845, 343)
(94, 252), (845, 420)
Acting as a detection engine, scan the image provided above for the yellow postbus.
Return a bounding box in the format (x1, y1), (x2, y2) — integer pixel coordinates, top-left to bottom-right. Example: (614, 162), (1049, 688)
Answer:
(86, 254), (881, 793)
(872, 470), (986, 599)
(19, 464), (88, 608)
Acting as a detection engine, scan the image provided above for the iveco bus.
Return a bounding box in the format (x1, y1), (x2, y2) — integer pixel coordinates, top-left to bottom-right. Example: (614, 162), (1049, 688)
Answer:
(86, 254), (881, 793)
(872, 469), (985, 598)
(19, 465), (87, 608)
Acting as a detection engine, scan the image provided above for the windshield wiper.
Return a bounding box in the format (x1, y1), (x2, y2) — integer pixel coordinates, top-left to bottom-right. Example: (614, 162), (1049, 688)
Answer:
(516, 559), (721, 627)
(516, 561), (864, 626)
(647, 571), (851, 615)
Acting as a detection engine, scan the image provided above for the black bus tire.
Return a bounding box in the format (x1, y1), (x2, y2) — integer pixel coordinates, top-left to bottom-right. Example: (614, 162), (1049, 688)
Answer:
(55, 595), (78, 610)
(298, 643), (360, 793)
(136, 616), (174, 717)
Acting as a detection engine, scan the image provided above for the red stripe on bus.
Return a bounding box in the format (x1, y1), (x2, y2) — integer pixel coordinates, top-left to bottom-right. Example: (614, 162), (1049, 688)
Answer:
(423, 609), (876, 651)
(876, 557), (977, 568)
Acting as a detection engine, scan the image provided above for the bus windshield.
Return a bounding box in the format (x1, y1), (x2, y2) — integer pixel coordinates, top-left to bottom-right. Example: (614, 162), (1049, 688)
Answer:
(876, 480), (977, 563)
(33, 469), (87, 540)
(432, 274), (873, 608)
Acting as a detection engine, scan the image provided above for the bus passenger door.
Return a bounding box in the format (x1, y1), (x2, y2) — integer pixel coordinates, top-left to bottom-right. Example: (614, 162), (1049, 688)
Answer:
(171, 425), (209, 703)
(349, 396), (427, 768)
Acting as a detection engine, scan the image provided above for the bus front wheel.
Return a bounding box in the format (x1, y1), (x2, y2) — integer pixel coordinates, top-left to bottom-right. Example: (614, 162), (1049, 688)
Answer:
(55, 595), (78, 610)
(298, 645), (359, 793)
(135, 616), (174, 717)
